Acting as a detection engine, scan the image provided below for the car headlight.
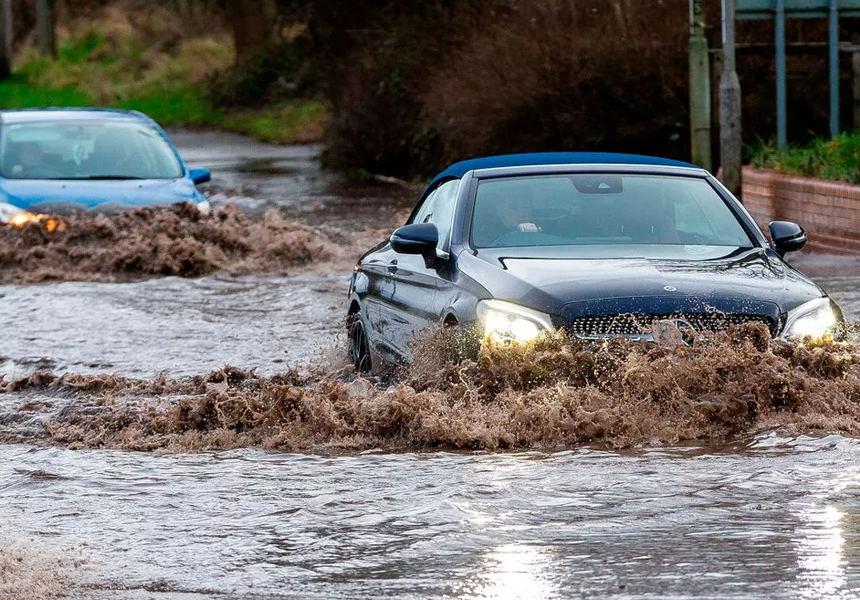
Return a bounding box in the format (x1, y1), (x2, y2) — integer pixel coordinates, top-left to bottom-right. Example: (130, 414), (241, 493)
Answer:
(477, 299), (554, 344)
(0, 201), (25, 224)
(782, 298), (838, 340)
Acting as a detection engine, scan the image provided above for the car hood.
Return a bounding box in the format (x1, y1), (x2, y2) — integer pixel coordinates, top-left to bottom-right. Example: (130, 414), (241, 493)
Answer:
(464, 246), (825, 319)
(0, 178), (202, 212)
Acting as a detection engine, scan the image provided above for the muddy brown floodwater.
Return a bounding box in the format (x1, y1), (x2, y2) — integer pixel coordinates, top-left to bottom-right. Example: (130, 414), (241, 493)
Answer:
(3, 131), (860, 599)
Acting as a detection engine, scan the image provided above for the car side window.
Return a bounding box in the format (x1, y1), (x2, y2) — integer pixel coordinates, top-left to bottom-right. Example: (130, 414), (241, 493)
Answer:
(407, 179), (459, 252)
(410, 188), (439, 226)
(428, 179), (459, 250)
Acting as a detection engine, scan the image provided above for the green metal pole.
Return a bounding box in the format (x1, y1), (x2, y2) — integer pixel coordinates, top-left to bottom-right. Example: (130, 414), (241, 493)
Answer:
(689, 0), (713, 171)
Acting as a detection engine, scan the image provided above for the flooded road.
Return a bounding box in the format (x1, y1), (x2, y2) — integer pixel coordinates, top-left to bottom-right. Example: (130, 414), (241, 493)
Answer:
(4, 437), (860, 599)
(169, 129), (413, 229)
(3, 131), (860, 599)
(0, 273), (345, 379)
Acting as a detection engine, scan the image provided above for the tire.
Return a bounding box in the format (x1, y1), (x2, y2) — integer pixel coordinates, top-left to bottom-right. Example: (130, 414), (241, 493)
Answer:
(348, 312), (372, 373)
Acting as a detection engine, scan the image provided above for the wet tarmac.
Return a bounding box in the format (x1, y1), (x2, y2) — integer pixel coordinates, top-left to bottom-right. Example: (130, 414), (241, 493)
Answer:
(3, 131), (860, 599)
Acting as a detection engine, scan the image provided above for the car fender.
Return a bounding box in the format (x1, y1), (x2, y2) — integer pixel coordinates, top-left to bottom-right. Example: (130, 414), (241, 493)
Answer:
(438, 249), (490, 328)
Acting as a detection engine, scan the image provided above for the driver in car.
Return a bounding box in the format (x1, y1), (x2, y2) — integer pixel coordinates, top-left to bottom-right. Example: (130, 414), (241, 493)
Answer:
(498, 194), (541, 234)
(10, 142), (50, 178)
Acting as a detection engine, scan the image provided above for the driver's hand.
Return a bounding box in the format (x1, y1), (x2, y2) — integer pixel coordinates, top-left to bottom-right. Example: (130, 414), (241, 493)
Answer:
(517, 222), (541, 233)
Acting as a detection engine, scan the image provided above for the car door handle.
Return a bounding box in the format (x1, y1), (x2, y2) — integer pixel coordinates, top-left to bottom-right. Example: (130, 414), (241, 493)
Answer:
(387, 260), (398, 274)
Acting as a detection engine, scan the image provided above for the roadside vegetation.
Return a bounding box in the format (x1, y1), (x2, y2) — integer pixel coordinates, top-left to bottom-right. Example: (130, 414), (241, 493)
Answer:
(1, 0), (850, 177)
(1, 2), (327, 144)
(749, 133), (860, 184)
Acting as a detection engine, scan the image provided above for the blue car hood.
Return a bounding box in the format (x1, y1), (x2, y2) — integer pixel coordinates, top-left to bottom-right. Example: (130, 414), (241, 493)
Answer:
(1, 178), (202, 212)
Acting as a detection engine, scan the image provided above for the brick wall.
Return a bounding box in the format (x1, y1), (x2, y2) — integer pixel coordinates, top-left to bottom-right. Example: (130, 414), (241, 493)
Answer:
(742, 167), (860, 254)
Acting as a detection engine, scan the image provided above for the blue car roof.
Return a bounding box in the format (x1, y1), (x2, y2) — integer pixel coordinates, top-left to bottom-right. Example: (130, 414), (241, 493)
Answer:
(0, 108), (153, 124)
(426, 152), (698, 193)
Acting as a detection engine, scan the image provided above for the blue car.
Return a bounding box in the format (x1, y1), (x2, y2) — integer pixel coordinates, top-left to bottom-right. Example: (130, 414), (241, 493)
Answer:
(0, 108), (211, 223)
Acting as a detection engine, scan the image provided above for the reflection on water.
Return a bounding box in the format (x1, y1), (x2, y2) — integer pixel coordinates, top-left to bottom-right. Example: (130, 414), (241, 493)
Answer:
(795, 505), (846, 598)
(460, 544), (560, 600)
(793, 468), (860, 599)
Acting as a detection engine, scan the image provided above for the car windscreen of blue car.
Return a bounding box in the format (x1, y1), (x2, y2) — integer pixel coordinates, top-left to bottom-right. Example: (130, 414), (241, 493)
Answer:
(471, 173), (754, 253)
(0, 121), (184, 180)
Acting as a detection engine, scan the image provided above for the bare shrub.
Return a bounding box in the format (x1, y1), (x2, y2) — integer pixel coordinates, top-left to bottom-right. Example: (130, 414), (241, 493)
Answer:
(422, 0), (689, 165)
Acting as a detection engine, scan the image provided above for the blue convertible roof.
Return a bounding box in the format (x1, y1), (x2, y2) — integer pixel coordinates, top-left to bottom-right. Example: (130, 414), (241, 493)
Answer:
(0, 107), (153, 124)
(426, 152), (697, 192)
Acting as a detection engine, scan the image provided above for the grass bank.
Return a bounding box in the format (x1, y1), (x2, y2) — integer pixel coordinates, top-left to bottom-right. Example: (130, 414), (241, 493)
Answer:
(0, 5), (327, 144)
(749, 133), (860, 184)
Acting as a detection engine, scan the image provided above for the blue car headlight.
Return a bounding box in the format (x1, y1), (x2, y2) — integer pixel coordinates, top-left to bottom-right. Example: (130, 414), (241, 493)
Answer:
(782, 298), (838, 340)
(0, 201), (26, 224)
(477, 299), (555, 344)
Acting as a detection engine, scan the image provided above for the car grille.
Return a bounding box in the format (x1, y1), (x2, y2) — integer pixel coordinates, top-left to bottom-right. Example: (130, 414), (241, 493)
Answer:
(568, 313), (777, 338)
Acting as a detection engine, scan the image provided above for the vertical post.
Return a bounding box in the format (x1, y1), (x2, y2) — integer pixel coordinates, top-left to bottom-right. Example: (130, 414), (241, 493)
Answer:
(853, 51), (860, 130)
(36, 0), (55, 58)
(775, 0), (787, 147)
(830, 0), (840, 137)
(720, 0), (743, 199)
(689, 0), (713, 171)
(0, 0), (11, 81)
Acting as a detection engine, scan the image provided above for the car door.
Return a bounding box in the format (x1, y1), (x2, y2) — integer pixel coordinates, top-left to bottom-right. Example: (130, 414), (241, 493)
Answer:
(377, 187), (440, 361)
(358, 243), (399, 359)
(379, 180), (460, 362)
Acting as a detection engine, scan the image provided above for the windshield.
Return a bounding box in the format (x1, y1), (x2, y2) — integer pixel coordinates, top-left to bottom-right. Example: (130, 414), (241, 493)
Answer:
(0, 121), (184, 180)
(471, 174), (754, 251)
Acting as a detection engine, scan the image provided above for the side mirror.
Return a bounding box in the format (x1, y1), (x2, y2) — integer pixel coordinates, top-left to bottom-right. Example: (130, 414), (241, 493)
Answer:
(189, 168), (211, 185)
(391, 223), (439, 267)
(769, 220), (807, 256)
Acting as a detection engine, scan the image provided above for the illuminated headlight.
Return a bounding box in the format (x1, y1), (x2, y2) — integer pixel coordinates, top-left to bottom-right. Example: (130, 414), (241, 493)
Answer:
(0, 201), (25, 224)
(477, 299), (554, 344)
(782, 298), (838, 340)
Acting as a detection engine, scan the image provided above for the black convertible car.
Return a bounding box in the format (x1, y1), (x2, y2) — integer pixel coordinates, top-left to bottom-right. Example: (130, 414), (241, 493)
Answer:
(347, 153), (842, 372)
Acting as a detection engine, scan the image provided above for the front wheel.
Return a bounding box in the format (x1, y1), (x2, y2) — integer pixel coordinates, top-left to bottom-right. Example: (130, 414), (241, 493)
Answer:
(348, 313), (372, 373)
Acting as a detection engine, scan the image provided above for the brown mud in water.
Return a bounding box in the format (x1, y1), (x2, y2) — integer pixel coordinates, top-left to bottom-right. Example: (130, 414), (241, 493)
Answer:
(4, 324), (860, 453)
(0, 203), (396, 284)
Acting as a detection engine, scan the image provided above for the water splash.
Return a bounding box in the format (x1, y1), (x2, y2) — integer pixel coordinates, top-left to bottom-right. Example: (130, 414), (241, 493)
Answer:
(0, 202), (394, 283)
(3, 325), (860, 453)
